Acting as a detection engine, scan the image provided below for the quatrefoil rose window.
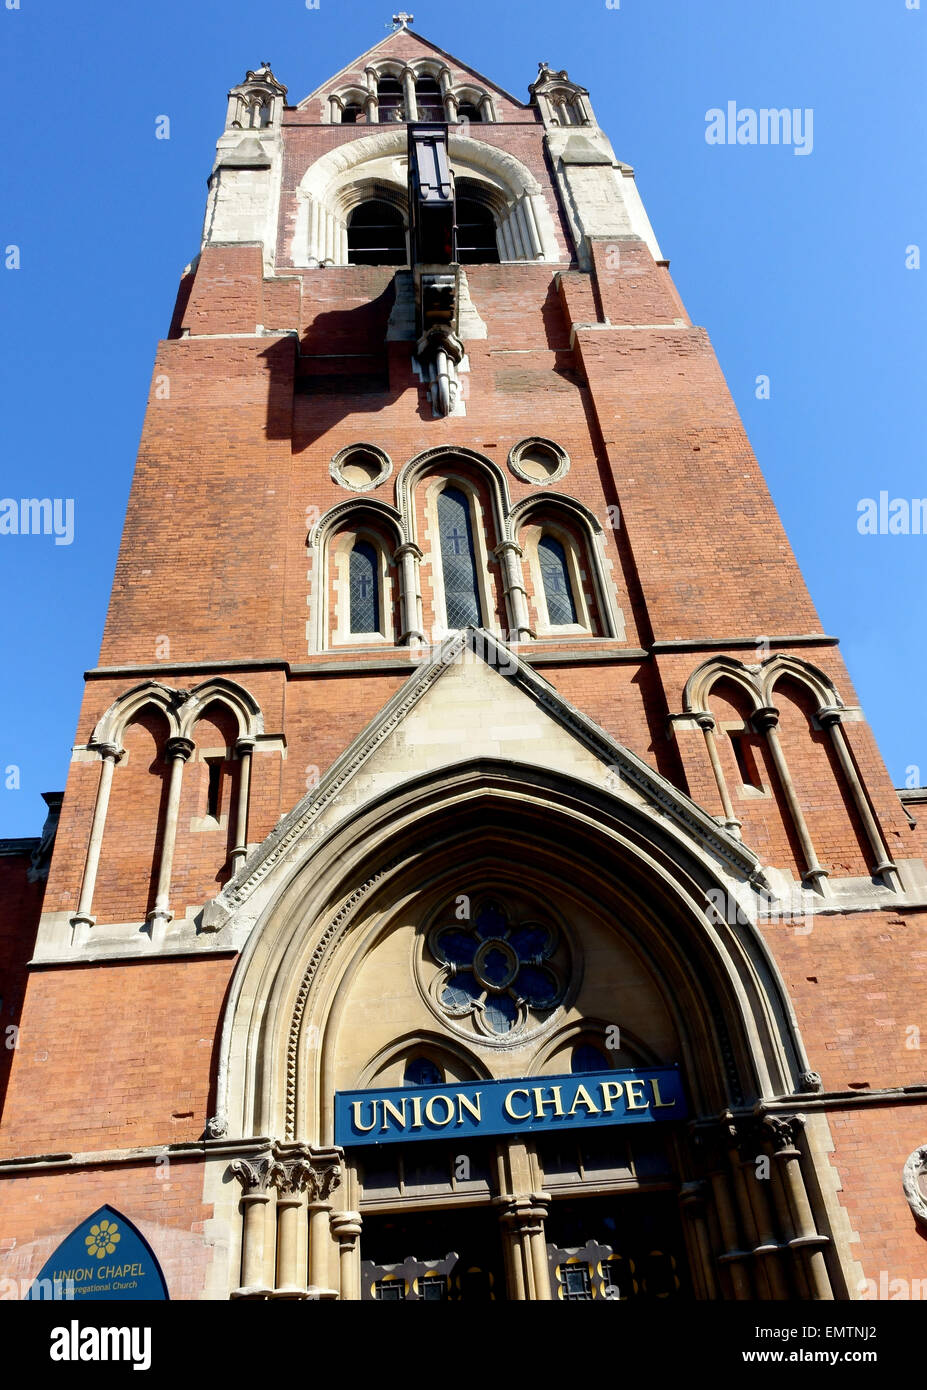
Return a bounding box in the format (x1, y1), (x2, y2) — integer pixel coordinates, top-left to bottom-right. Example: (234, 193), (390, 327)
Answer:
(426, 899), (567, 1038)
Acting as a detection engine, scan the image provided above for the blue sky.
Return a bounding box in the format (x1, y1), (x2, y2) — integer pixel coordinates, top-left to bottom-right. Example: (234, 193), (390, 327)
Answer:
(1, 0), (924, 837)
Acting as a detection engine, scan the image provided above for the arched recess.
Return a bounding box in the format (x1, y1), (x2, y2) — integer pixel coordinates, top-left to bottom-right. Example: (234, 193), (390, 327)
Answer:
(397, 450), (511, 639)
(293, 129), (560, 266)
(396, 446), (512, 544)
(510, 493), (624, 641)
(93, 706), (171, 925)
(213, 760), (855, 1298)
(72, 679), (265, 936)
(217, 759), (814, 1140)
(308, 498), (405, 652)
(681, 654), (898, 890)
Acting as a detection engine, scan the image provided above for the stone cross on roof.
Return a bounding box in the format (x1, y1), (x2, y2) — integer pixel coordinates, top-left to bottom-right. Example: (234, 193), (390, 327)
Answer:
(392, 11), (414, 28)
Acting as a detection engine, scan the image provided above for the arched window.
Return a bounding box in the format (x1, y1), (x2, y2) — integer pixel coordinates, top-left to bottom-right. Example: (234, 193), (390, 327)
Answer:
(341, 103), (362, 124)
(347, 201), (406, 266)
(538, 534), (578, 625)
(415, 76), (445, 122)
(403, 1057), (443, 1087)
(552, 95), (584, 127)
(571, 1042), (609, 1074)
(349, 540), (380, 634)
(457, 102), (483, 124)
(377, 75), (404, 121)
(437, 487), (482, 629)
(455, 198), (499, 265)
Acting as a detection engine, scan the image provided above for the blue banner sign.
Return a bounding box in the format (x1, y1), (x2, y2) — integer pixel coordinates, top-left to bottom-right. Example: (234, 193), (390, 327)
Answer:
(335, 1066), (686, 1148)
(27, 1206), (169, 1301)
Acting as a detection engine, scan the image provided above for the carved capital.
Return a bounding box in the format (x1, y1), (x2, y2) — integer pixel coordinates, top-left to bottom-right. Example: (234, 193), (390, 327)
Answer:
(166, 736), (196, 763)
(762, 1113), (806, 1155)
(306, 1162), (343, 1205)
(271, 1154), (318, 1197)
(229, 1152), (281, 1194)
(752, 706), (780, 734)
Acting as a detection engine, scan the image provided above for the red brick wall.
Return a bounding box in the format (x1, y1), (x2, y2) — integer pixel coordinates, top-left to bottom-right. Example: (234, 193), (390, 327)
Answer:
(0, 957), (234, 1157)
(0, 852), (44, 1123)
(0, 1159), (215, 1302)
(825, 1105), (927, 1293)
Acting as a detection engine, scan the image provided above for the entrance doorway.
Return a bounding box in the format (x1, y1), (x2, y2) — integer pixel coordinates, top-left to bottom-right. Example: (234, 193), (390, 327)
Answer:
(545, 1192), (691, 1301)
(360, 1207), (505, 1300)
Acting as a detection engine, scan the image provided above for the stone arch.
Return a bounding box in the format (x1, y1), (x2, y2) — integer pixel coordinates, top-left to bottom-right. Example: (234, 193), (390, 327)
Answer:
(91, 680), (183, 752)
(760, 655), (843, 713)
(212, 755), (856, 1298)
(357, 1031), (491, 1088)
(214, 758), (814, 1142)
(308, 498), (405, 653)
(177, 678), (263, 743)
(396, 446), (512, 545)
(292, 129), (559, 266)
(527, 1017), (662, 1074)
(683, 656), (765, 717)
(511, 492), (623, 640)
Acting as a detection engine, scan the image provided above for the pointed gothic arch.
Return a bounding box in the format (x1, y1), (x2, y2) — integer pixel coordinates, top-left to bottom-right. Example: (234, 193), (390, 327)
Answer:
(209, 753), (856, 1300)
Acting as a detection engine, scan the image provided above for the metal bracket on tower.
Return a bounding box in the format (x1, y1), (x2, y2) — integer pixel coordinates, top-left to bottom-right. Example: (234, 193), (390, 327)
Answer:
(408, 124), (464, 416)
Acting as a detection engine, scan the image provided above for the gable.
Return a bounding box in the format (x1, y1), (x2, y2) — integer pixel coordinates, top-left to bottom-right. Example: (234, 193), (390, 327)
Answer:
(297, 27), (528, 109)
(201, 629), (762, 938)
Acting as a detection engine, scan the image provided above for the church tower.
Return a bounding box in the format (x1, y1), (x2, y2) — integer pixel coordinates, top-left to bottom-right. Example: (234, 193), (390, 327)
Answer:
(1, 21), (925, 1303)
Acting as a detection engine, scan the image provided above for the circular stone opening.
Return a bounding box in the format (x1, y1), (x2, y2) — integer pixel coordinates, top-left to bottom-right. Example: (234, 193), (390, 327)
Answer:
(341, 455), (380, 486)
(331, 446), (391, 492)
(509, 438), (569, 486)
(519, 444), (560, 481)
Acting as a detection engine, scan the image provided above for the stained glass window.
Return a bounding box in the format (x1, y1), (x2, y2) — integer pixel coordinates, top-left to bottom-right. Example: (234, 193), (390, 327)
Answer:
(428, 900), (564, 1037)
(350, 541), (380, 634)
(404, 1057), (443, 1087)
(437, 487), (482, 629)
(572, 1043), (609, 1074)
(538, 534), (577, 626)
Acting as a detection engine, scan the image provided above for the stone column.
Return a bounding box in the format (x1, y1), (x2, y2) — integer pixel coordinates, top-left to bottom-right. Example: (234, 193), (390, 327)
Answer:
(394, 542), (425, 644)
(364, 67), (378, 123)
(499, 1196), (551, 1300)
(328, 94), (342, 124)
(695, 712), (742, 837)
(753, 707), (830, 895)
(695, 1124), (754, 1299)
(493, 539), (532, 641)
(271, 1153), (316, 1297)
(70, 741), (121, 944)
(764, 1115), (834, 1300)
(401, 68), (417, 122)
(479, 94), (495, 123)
(817, 707), (902, 889)
(146, 735), (195, 942)
(735, 1123), (790, 1300)
(330, 1210), (363, 1301)
(231, 737), (254, 875)
(230, 1151), (280, 1296)
(679, 1181), (719, 1300)
(307, 1161), (343, 1299)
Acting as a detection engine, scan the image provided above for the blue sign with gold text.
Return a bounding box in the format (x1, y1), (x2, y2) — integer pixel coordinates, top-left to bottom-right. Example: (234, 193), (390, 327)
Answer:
(27, 1206), (169, 1301)
(335, 1066), (686, 1147)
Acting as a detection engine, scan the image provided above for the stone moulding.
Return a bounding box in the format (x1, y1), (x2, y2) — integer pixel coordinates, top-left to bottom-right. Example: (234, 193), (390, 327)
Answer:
(200, 627), (763, 935)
